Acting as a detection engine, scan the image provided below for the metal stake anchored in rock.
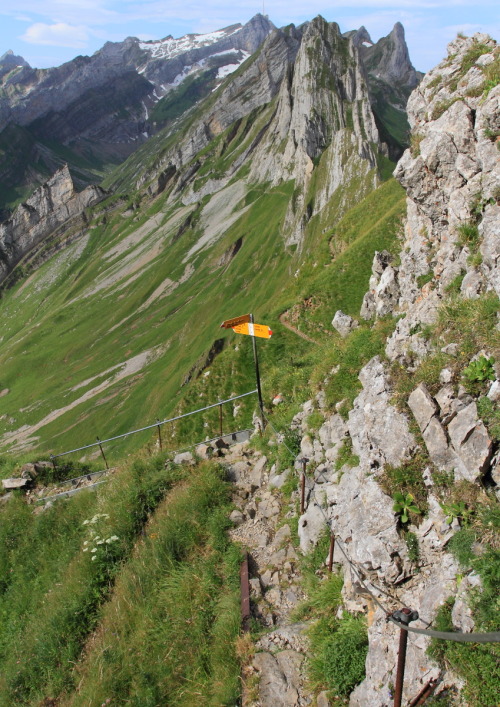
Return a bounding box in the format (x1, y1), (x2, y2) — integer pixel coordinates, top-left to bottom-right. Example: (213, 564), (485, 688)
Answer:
(391, 607), (419, 707)
(300, 458), (308, 515)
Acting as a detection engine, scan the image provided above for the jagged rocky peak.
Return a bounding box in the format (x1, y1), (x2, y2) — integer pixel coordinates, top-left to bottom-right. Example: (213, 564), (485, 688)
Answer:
(250, 16), (379, 179)
(343, 25), (373, 48)
(0, 50), (31, 80)
(0, 50), (30, 69)
(362, 22), (420, 88)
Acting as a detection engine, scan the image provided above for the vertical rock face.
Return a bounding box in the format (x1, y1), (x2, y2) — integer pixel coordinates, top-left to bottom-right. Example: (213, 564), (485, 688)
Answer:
(247, 17), (381, 247)
(385, 33), (499, 363)
(0, 166), (105, 284)
(362, 22), (421, 90)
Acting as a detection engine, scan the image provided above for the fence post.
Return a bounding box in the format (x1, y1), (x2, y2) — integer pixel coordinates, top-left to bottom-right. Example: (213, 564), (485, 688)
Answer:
(50, 454), (57, 472)
(219, 401), (223, 438)
(96, 437), (109, 470)
(328, 532), (335, 573)
(240, 552), (251, 632)
(156, 419), (163, 451)
(300, 458), (308, 515)
(392, 608), (419, 707)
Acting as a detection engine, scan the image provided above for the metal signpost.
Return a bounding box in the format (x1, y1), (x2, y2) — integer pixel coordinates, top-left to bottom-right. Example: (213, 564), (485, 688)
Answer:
(220, 312), (273, 430)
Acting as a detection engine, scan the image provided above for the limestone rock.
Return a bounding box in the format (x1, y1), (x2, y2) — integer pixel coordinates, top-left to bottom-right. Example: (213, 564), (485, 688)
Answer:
(230, 509), (245, 525)
(348, 357), (415, 470)
(332, 310), (359, 338)
(448, 402), (492, 481)
(2, 478), (30, 489)
(173, 451), (195, 465)
(408, 383), (438, 432)
(0, 166), (105, 284)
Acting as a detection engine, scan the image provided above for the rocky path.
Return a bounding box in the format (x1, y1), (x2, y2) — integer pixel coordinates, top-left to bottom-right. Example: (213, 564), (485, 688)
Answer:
(221, 441), (317, 707)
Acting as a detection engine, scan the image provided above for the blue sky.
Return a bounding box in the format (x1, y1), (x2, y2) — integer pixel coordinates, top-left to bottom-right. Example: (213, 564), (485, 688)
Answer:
(0, 1), (498, 73)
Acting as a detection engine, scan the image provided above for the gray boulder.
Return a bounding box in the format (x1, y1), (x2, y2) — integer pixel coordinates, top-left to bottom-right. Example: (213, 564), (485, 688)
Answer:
(332, 310), (359, 338)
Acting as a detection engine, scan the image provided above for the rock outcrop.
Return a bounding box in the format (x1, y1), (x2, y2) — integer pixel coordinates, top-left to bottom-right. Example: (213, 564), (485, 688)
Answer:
(378, 33), (500, 363)
(0, 166), (105, 284)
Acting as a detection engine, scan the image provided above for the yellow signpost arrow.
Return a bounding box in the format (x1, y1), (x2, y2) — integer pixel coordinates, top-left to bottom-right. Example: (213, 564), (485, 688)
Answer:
(232, 322), (273, 339)
(220, 313), (273, 429)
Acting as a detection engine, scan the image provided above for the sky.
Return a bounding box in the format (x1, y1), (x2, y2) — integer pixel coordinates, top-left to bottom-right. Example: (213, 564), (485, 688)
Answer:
(0, 1), (498, 74)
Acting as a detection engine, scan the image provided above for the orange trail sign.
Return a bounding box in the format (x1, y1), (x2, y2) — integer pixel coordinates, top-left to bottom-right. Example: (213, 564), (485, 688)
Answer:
(220, 314), (251, 329)
(232, 322), (273, 339)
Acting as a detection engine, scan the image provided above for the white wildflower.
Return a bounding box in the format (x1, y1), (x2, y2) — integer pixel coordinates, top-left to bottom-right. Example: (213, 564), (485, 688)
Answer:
(91, 548), (98, 553)
(91, 556), (97, 561)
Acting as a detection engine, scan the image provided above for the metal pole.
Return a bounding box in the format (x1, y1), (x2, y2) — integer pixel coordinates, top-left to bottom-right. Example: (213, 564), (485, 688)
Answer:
(240, 552), (251, 632)
(250, 313), (266, 430)
(96, 437), (109, 470)
(156, 419), (163, 451)
(408, 678), (438, 706)
(328, 533), (335, 573)
(300, 458), (307, 515)
(219, 402), (223, 437)
(50, 454), (57, 472)
(392, 608), (419, 707)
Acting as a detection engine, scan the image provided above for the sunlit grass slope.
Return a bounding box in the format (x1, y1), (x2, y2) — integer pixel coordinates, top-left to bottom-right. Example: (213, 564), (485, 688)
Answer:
(0, 171), (404, 463)
(0, 456), (240, 706)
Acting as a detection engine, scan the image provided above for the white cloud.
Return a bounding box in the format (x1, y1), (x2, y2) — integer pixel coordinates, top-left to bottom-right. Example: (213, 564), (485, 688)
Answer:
(21, 22), (89, 47)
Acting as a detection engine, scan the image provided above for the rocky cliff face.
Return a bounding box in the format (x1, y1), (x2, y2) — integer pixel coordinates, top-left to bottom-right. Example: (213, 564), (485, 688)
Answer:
(292, 34), (499, 706)
(139, 17), (384, 249)
(0, 165), (105, 284)
(385, 33), (499, 363)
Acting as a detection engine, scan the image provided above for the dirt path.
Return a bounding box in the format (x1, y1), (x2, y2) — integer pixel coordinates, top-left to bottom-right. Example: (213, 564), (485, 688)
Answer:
(279, 312), (318, 345)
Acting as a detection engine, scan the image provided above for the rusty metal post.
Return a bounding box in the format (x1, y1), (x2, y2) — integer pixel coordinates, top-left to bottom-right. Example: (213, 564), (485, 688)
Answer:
(50, 454), (57, 471)
(240, 552), (251, 632)
(392, 608), (419, 707)
(300, 458), (307, 515)
(96, 437), (109, 470)
(328, 533), (335, 573)
(156, 419), (163, 451)
(408, 678), (438, 706)
(219, 401), (223, 438)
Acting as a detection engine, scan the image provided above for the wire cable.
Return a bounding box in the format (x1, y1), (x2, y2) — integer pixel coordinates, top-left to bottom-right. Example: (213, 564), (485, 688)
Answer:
(262, 411), (500, 645)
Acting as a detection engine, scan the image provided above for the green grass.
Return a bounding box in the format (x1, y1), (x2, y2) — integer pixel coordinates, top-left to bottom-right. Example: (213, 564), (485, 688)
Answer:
(0, 457), (241, 706)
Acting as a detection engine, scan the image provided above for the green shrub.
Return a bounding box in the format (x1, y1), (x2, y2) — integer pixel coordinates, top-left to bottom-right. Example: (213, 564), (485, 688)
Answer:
(462, 355), (495, 384)
(456, 222), (480, 250)
(335, 437), (360, 471)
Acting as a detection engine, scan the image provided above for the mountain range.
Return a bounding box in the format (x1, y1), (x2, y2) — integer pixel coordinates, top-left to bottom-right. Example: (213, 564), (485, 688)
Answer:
(0, 14), (419, 217)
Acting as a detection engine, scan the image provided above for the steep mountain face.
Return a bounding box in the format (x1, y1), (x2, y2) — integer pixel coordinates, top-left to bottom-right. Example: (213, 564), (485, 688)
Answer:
(133, 18), (382, 249)
(0, 165), (105, 284)
(0, 19), (498, 707)
(0, 15), (274, 212)
(352, 22), (423, 159)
